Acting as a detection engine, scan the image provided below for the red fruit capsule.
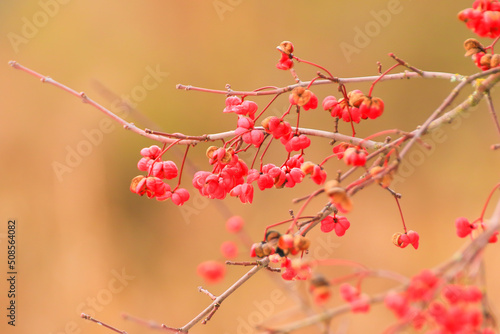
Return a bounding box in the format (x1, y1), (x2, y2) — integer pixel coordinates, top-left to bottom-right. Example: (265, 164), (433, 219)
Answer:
(196, 261), (226, 284)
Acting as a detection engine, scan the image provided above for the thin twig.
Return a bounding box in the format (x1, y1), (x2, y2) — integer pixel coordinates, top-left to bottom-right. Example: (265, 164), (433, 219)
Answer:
(122, 313), (165, 331)
(485, 92), (500, 136)
(81, 313), (128, 334)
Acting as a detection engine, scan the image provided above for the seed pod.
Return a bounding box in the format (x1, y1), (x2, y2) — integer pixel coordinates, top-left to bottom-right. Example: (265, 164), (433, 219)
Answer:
(480, 54), (493, 69)
(278, 234), (294, 250)
(279, 41), (294, 55)
(129, 175), (145, 193)
(206, 146), (218, 159)
(300, 161), (315, 175)
(266, 230), (281, 243)
(221, 149), (232, 164)
(491, 54), (500, 68)
(347, 90), (365, 107)
(291, 87), (312, 107)
(392, 233), (403, 248)
(324, 180), (353, 212)
(293, 235), (311, 251)
(261, 116), (273, 133)
(252, 242), (266, 258)
(464, 38), (485, 57)
(261, 243), (276, 256)
(369, 165), (393, 188)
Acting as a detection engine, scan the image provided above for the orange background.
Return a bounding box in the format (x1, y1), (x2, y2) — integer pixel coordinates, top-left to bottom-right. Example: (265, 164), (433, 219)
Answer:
(1, 1), (499, 333)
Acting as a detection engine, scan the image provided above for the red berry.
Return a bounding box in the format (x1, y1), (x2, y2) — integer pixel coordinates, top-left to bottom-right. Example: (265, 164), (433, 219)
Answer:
(197, 261), (226, 284)
(171, 188), (190, 206)
(343, 147), (367, 166)
(322, 95), (338, 110)
(220, 241), (238, 259)
(226, 216), (244, 233)
(455, 217), (476, 238)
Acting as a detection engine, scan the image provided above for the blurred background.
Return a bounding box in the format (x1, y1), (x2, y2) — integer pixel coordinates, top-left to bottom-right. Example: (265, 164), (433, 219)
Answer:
(1, 0), (500, 333)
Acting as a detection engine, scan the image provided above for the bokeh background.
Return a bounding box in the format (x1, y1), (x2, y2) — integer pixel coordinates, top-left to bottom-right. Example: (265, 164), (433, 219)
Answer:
(1, 1), (500, 333)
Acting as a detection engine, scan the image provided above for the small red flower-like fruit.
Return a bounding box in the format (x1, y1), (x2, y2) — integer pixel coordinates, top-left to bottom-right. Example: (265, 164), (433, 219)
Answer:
(343, 147), (367, 166)
(320, 215), (351, 236)
(278, 234), (294, 251)
(332, 142), (351, 159)
(322, 95), (338, 111)
(229, 183), (254, 204)
(226, 216), (244, 233)
(392, 230), (420, 250)
(196, 261), (226, 284)
(220, 241), (238, 259)
(455, 217), (476, 238)
(152, 160), (178, 180)
(276, 41), (294, 70)
(171, 188), (190, 206)
(359, 96), (384, 120)
(385, 291), (410, 318)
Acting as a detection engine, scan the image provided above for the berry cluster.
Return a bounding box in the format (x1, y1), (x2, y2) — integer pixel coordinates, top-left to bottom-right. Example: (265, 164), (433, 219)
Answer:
(130, 145), (190, 205)
(322, 89), (385, 123)
(464, 38), (500, 71)
(385, 270), (494, 333)
(193, 146), (252, 203)
(458, 0), (500, 38)
(249, 230), (312, 281)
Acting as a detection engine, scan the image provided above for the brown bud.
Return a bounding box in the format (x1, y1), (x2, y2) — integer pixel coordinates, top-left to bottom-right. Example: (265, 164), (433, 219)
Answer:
(206, 146), (218, 159)
(130, 175), (145, 193)
(291, 87), (312, 107)
(464, 38), (485, 57)
(279, 41), (294, 55)
(293, 235), (311, 251)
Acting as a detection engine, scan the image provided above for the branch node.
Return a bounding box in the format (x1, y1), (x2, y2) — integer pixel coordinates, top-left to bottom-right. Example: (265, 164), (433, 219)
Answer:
(161, 324), (183, 333)
(198, 286), (217, 300)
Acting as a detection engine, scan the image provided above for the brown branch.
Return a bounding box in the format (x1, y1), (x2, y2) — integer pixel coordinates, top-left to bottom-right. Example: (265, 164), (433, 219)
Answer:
(165, 257), (270, 333)
(7, 60), (382, 149)
(81, 313), (128, 334)
(176, 71), (460, 96)
(266, 196), (500, 334)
